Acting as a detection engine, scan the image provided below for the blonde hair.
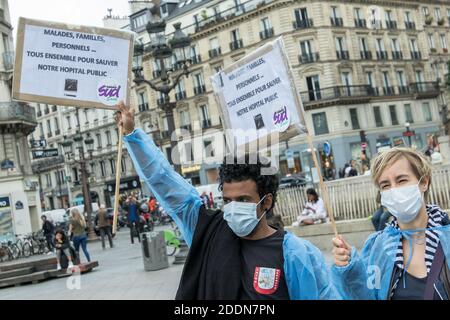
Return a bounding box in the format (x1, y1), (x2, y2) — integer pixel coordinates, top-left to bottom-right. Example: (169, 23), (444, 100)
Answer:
(71, 208), (86, 228)
(371, 147), (432, 201)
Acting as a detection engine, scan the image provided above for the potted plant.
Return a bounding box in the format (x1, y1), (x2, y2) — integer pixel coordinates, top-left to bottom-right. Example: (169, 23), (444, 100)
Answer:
(425, 14), (434, 25)
(431, 47), (437, 53)
(438, 18), (446, 25)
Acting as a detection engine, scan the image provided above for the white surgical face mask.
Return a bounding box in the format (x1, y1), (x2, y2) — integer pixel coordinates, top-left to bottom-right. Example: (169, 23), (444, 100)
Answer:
(223, 195), (267, 237)
(380, 177), (424, 224)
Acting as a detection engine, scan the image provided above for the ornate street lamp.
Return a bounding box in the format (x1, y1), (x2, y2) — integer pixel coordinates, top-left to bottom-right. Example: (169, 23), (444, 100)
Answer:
(61, 136), (73, 156)
(84, 133), (94, 154)
(133, 19), (192, 175)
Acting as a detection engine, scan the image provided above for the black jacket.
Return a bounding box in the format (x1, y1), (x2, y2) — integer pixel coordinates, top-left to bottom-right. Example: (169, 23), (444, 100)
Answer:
(42, 220), (54, 236)
(175, 206), (242, 300)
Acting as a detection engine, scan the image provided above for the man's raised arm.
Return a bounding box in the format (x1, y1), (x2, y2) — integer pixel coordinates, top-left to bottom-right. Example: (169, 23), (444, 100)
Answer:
(116, 102), (202, 246)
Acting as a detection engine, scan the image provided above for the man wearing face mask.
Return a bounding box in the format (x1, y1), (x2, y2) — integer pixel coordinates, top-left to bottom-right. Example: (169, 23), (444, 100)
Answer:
(331, 148), (450, 300)
(115, 102), (338, 300)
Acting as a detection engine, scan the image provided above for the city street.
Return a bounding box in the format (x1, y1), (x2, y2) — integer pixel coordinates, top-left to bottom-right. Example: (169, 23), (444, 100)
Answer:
(0, 226), (184, 300)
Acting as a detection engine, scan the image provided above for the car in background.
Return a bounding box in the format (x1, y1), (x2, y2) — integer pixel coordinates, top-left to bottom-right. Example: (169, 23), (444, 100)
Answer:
(278, 175), (308, 189)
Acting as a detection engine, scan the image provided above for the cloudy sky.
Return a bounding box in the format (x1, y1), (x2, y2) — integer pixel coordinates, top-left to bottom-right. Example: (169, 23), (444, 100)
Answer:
(9, 0), (131, 32)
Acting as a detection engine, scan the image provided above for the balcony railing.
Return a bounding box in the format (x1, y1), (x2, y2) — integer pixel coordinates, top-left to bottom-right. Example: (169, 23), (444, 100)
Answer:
(376, 51), (388, 60)
(386, 20), (398, 29)
(398, 85), (410, 94)
(354, 19), (366, 28)
(298, 53), (319, 64)
(405, 21), (416, 29)
(410, 82), (440, 97)
(175, 91), (187, 101)
(202, 119), (212, 129)
(2, 51), (13, 71)
(209, 47), (222, 59)
(331, 17), (344, 27)
(411, 51), (422, 60)
(230, 39), (244, 51)
(180, 124), (192, 131)
(293, 19), (314, 29)
(152, 70), (162, 78)
(360, 51), (372, 60)
(138, 103), (149, 112)
(157, 97), (170, 106)
(369, 20), (383, 29)
(392, 51), (403, 60)
(194, 85), (206, 95)
(260, 28), (274, 40)
(191, 54), (202, 64)
(336, 50), (349, 60)
(300, 85), (372, 104)
(161, 131), (171, 140)
(383, 86), (395, 96)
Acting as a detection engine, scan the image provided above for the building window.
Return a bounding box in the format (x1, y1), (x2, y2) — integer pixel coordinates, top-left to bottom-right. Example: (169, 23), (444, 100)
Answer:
(179, 109), (190, 128)
(373, 106), (383, 127)
(105, 131), (112, 146)
(132, 13), (148, 31)
(389, 105), (399, 125)
(306, 75), (321, 101)
(312, 112), (329, 135)
(138, 91), (148, 111)
(349, 108), (360, 130)
(404, 104), (414, 123)
(440, 34), (447, 50)
(199, 105), (211, 128)
(435, 7), (441, 20)
(204, 140), (215, 158)
(96, 133), (102, 149)
(54, 118), (59, 134)
(46, 119), (52, 137)
(428, 34), (436, 49)
(422, 102), (432, 121)
(72, 167), (79, 182)
(100, 161), (106, 177)
(260, 17), (273, 39)
(90, 163), (96, 176)
(109, 159), (115, 175)
(39, 123), (44, 137)
(121, 157), (126, 173)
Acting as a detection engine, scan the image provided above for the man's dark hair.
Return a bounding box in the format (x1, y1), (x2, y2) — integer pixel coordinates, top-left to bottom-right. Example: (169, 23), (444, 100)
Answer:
(41, 215), (46, 219)
(218, 154), (279, 210)
(306, 188), (319, 202)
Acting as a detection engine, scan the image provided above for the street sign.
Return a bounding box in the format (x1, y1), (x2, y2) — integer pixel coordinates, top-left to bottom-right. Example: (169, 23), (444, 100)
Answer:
(403, 130), (415, 137)
(30, 139), (47, 148)
(32, 148), (59, 159)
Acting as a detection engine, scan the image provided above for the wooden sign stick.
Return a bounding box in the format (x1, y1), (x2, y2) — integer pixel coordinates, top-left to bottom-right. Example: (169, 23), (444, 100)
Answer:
(304, 132), (338, 237)
(112, 125), (124, 235)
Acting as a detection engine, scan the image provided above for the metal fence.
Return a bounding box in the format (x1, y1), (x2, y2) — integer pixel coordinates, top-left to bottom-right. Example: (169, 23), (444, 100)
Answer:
(274, 164), (450, 226)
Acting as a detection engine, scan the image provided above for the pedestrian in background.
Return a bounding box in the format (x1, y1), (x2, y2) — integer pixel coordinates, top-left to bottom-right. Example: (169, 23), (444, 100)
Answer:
(293, 188), (327, 226)
(123, 195), (141, 244)
(54, 229), (74, 271)
(97, 204), (114, 249)
(69, 208), (91, 263)
(41, 215), (55, 254)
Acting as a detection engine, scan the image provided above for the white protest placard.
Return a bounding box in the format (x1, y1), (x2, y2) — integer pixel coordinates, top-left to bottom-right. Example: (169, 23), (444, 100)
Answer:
(12, 17), (134, 110)
(211, 37), (307, 149)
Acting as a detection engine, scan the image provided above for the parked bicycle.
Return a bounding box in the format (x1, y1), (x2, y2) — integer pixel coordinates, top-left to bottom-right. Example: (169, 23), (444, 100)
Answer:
(21, 231), (49, 257)
(164, 225), (181, 256)
(0, 240), (21, 262)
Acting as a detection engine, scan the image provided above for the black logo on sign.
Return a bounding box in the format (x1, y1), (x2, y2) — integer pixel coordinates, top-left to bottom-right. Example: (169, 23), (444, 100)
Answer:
(64, 79), (78, 97)
(254, 114), (265, 130)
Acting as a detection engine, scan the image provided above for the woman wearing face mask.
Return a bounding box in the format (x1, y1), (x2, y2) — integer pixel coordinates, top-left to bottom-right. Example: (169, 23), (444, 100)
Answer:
(331, 148), (450, 300)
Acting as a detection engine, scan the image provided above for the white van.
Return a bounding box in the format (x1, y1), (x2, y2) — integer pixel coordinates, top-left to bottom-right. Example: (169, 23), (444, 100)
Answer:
(66, 203), (99, 219)
(40, 209), (68, 225)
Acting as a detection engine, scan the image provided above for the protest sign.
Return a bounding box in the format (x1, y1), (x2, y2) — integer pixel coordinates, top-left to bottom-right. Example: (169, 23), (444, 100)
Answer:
(211, 37), (307, 150)
(212, 37), (337, 236)
(12, 17), (134, 109)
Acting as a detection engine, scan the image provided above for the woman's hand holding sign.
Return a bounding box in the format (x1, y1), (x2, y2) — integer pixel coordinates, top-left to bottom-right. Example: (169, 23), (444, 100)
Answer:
(332, 235), (352, 267)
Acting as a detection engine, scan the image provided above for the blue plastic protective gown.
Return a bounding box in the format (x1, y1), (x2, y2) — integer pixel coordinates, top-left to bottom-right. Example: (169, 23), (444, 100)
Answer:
(331, 224), (450, 300)
(124, 128), (340, 300)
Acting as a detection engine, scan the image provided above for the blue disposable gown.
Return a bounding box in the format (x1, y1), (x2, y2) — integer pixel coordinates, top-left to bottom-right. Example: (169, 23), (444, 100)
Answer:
(331, 224), (450, 299)
(124, 128), (340, 300)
